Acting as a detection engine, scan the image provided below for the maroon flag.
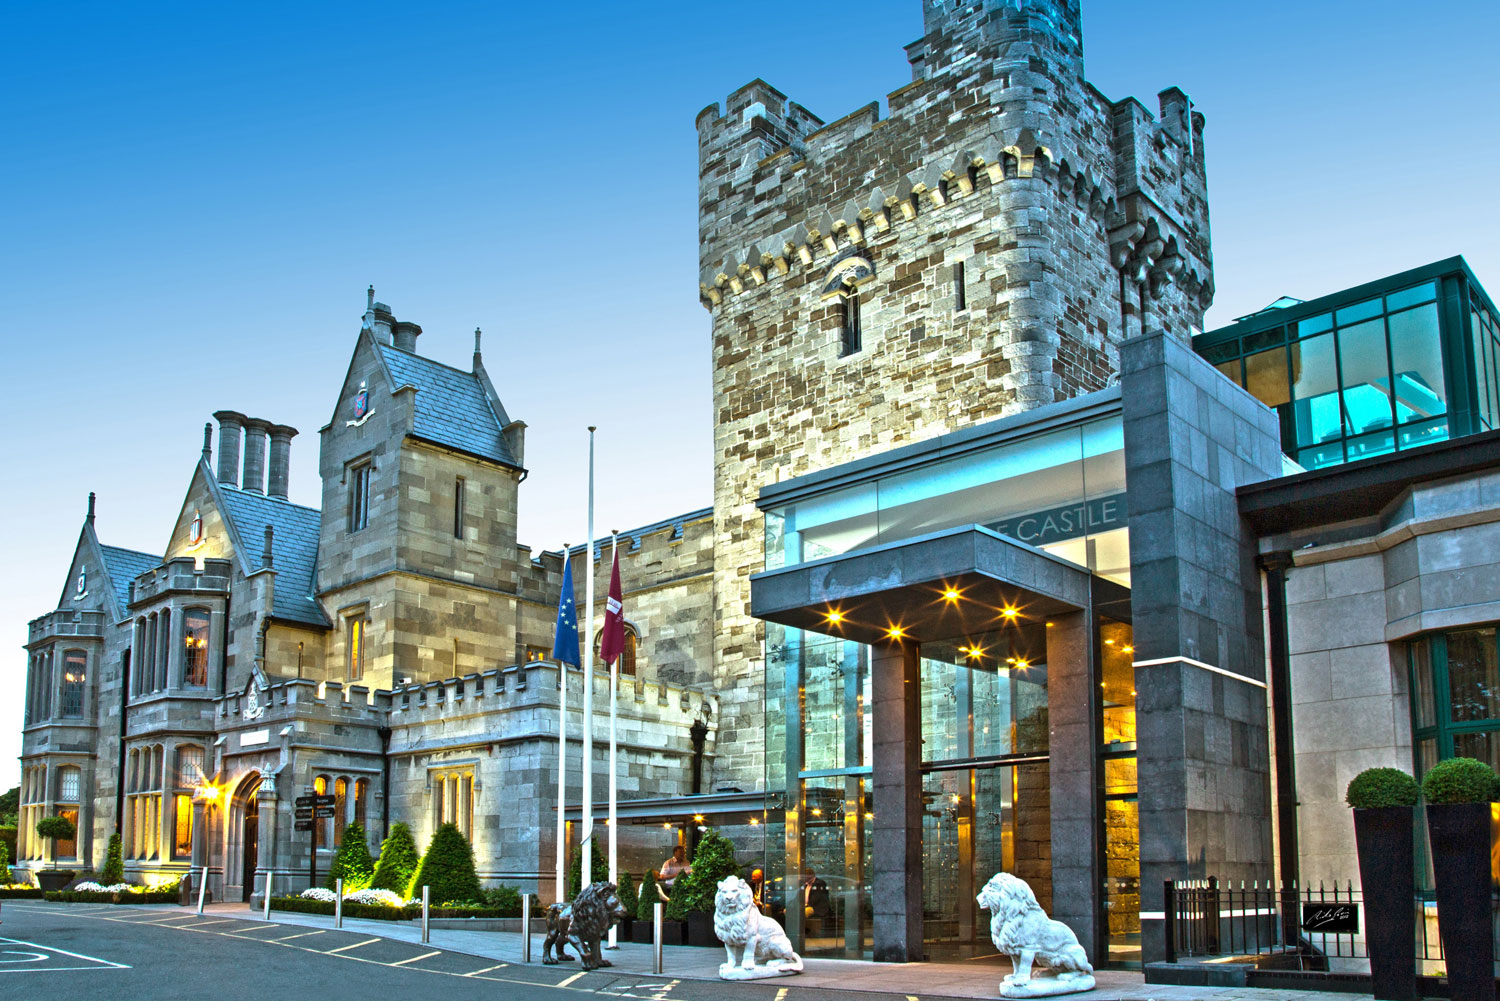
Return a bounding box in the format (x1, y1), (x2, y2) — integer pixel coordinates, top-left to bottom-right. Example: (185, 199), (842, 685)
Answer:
(599, 545), (625, 666)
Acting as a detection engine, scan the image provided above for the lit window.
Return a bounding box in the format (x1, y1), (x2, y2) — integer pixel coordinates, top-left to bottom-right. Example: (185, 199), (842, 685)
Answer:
(355, 778), (368, 832)
(348, 616), (368, 682)
(177, 745), (205, 788)
(174, 793), (193, 858)
(431, 769), (474, 840)
(183, 609), (210, 687)
(349, 462), (371, 532)
(622, 630), (638, 678)
(334, 778), (348, 847)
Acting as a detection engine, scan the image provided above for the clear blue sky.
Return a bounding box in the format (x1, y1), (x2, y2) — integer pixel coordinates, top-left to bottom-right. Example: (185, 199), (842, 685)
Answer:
(4, 1), (1497, 790)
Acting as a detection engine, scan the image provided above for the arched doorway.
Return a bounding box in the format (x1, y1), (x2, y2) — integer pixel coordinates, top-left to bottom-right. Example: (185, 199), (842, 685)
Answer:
(242, 795), (259, 902)
(228, 773), (261, 904)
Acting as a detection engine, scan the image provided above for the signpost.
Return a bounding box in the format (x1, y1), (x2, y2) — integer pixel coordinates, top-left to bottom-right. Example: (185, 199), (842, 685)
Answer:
(296, 794), (336, 888)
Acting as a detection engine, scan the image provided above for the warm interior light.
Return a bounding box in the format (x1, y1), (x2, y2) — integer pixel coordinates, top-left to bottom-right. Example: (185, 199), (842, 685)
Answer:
(1001, 606), (1018, 619)
(1123, 645), (1135, 654)
(811, 807), (823, 817)
(825, 609), (844, 625)
(693, 814), (704, 823)
(886, 625), (905, 640)
(942, 588), (961, 603)
(1104, 639), (1115, 646)
(749, 817), (759, 826)
(1014, 658), (1029, 669)
(662, 823), (672, 829)
(962, 644), (985, 659)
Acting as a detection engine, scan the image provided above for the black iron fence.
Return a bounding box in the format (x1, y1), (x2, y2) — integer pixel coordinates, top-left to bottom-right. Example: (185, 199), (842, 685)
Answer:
(1164, 878), (1500, 971)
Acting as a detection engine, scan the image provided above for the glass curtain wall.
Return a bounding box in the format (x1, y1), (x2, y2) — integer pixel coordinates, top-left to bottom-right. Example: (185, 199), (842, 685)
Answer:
(765, 418), (1129, 586)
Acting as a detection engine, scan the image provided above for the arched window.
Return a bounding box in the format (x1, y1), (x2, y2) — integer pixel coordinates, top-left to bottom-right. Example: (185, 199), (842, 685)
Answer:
(621, 629), (638, 678)
(183, 609), (210, 687)
(157, 609), (171, 690)
(315, 775), (332, 847)
(354, 778), (368, 833)
(333, 778), (348, 847)
(55, 766), (81, 859)
(60, 651), (86, 718)
(430, 767), (474, 840)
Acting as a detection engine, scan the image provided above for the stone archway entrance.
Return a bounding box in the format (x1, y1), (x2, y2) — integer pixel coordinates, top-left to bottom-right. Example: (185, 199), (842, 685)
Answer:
(228, 773), (261, 904)
(242, 795), (259, 902)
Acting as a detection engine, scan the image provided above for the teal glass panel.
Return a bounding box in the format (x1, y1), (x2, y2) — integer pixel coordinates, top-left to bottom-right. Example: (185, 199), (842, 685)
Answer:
(1345, 429), (1395, 462)
(1445, 626), (1499, 724)
(1198, 340), (1239, 363)
(777, 482), (878, 566)
(1244, 326), (1287, 353)
(1297, 312), (1333, 337)
(1398, 417), (1448, 450)
(1471, 323), (1492, 430)
(1336, 297), (1382, 325)
(765, 510), (788, 571)
(1290, 333), (1341, 447)
(1337, 318), (1394, 435)
(1387, 303), (1445, 424)
(1298, 442), (1344, 469)
(1386, 282), (1437, 311)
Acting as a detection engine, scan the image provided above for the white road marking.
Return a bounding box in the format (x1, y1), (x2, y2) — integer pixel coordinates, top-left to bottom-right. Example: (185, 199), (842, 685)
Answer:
(274, 930), (327, 941)
(556, 970), (587, 987)
(0, 951), (48, 964)
(324, 937), (381, 954)
(0, 935), (130, 972)
(192, 918), (242, 927)
(389, 950), (441, 967)
(775, 990), (788, 1001)
(462, 962), (510, 976)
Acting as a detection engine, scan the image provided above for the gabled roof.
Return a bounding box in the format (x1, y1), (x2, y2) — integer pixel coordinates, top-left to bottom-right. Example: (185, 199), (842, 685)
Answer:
(377, 343), (520, 468)
(214, 487), (328, 628)
(97, 544), (161, 618)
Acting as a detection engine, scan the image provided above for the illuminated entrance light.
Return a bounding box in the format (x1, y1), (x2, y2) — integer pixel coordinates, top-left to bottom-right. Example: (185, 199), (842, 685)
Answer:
(825, 609), (845, 625)
(942, 588), (962, 604)
(886, 625), (906, 640)
(1000, 606), (1019, 620)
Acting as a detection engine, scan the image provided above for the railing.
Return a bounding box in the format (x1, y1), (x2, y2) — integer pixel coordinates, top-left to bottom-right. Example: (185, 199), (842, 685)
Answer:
(1164, 878), (1500, 973)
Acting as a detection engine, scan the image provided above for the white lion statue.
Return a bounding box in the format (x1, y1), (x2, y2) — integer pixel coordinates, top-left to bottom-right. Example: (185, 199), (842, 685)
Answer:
(977, 873), (1095, 998)
(713, 875), (803, 980)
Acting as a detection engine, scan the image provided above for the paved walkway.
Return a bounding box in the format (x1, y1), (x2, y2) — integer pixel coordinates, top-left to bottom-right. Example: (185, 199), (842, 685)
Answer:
(185, 902), (1370, 1001)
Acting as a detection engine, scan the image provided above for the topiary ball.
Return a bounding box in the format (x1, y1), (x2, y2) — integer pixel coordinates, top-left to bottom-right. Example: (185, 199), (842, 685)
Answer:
(1421, 757), (1499, 804)
(1346, 767), (1420, 809)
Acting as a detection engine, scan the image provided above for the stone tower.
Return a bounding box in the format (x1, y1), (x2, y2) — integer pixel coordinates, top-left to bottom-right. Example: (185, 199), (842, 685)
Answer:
(697, 0), (1213, 789)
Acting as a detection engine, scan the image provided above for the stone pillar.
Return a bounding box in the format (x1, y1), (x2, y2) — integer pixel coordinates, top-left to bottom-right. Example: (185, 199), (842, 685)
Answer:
(871, 640), (922, 962)
(1120, 330), (1285, 962)
(266, 424), (297, 500)
(213, 410), (245, 488)
(241, 418), (269, 494)
(256, 775), (279, 906)
(1046, 608), (1100, 959)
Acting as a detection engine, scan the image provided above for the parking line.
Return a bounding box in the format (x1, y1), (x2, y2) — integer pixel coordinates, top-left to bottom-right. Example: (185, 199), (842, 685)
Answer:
(192, 919), (243, 927)
(325, 937), (381, 955)
(462, 962), (509, 976)
(273, 930), (327, 941)
(555, 971), (587, 988)
(0, 935), (130, 970)
(389, 949), (441, 967)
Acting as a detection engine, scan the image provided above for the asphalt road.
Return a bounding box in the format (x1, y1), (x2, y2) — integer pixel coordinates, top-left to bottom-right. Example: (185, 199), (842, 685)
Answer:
(0, 902), (931, 1001)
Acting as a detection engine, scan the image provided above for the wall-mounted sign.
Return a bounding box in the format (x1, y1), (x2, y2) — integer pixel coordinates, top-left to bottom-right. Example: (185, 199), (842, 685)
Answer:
(1301, 903), (1359, 933)
(987, 493), (1128, 549)
(239, 729), (269, 748)
(347, 380), (374, 427)
(72, 568), (87, 601)
(294, 820), (315, 832)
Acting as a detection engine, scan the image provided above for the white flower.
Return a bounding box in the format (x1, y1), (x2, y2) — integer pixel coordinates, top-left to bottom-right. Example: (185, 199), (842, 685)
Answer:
(75, 881), (105, 892)
(299, 888), (338, 902)
(74, 882), (133, 893)
(343, 888), (404, 907)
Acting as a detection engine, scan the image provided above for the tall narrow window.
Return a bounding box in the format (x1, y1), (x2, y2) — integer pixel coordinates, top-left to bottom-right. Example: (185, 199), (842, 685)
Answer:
(454, 476), (465, 539)
(334, 778), (348, 847)
(348, 616), (367, 682)
(156, 609), (170, 690)
(354, 778), (368, 832)
(56, 766), (81, 859)
(183, 609), (210, 687)
(954, 260), (967, 311)
(840, 294), (862, 356)
(174, 793), (193, 858)
(621, 630), (638, 678)
(349, 462), (371, 532)
(60, 651), (86, 717)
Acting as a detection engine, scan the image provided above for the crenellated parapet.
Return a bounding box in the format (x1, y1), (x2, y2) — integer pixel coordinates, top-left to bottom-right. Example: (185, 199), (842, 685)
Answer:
(28, 608), (108, 646)
(216, 676), (393, 727)
(128, 557), (233, 608)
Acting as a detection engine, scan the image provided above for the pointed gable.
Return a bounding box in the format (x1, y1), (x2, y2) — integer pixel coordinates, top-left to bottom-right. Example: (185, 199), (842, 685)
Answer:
(377, 343), (520, 468)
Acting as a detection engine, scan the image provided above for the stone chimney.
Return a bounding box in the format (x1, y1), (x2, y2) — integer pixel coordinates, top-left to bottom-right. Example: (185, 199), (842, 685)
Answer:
(262, 525), (275, 569)
(392, 320), (422, 353)
(213, 411), (246, 487)
(266, 424), (298, 500)
(242, 418), (270, 494)
(473, 327), (483, 369)
(370, 302), (395, 345)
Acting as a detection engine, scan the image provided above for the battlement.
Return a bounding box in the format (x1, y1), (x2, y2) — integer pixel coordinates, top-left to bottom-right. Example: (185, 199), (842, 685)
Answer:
(523, 507), (713, 597)
(217, 676), (392, 727)
(28, 608), (108, 645)
(128, 557), (233, 607)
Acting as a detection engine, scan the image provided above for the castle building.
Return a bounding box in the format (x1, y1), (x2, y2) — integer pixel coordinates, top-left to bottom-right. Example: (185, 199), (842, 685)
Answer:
(20, 0), (1500, 977)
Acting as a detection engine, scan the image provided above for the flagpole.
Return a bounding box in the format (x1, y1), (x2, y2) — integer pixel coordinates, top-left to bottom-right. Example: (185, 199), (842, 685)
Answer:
(555, 543), (568, 904)
(607, 530), (619, 948)
(582, 427), (596, 892)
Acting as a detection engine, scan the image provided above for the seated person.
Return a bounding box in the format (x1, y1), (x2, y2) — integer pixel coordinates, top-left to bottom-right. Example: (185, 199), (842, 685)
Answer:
(659, 845), (692, 890)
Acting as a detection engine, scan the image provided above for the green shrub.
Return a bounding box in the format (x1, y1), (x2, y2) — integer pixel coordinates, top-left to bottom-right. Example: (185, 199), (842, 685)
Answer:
(409, 823), (482, 905)
(481, 885), (528, 917)
(370, 822), (420, 896)
(36, 815), (76, 865)
(270, 896), (414, 922)
(636, 870), (661, 921)
(0, 786), (17, 827)
(0, 887), (42, 899)
(100, 833), (124, 886)
(0, 826), (16, 869)
(616, 871), (638, 917)
(567, 846), (610, 900)
(1346, 767), (1421, 809)
(0, 838), (9, 878)
(327, 822), (376, 891)
(666, 829), (741, 920)
(1422, 757), (1500, 804)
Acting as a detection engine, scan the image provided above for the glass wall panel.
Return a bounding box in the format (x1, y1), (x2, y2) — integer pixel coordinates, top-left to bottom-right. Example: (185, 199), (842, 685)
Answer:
(800, 775), (869, 957)
(1245, 348), (1291, 409)
(1445, 626), (1499, 723)
(1291, 333), (1341, 448)
(1337, 319), (1394, 436)
(1388, 304), (1445, 425)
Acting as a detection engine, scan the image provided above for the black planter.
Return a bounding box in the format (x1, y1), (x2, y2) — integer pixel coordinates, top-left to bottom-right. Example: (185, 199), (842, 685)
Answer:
(660, 920), (688, 946)
(1427, 802), (1496, 1001)
(1353, 807), (1417, 1001)
(36, 870), (73, 892)
(619, 918), (633, 940)
(685, 910), (721, 947)
(630, 920), (654, 944)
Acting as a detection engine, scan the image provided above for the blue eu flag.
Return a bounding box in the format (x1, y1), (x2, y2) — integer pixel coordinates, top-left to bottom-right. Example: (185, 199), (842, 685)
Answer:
(551, 555), (580, 666)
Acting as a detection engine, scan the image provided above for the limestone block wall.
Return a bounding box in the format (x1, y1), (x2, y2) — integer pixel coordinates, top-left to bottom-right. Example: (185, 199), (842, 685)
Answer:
(395, 439), (522, 593)
(697, 0), (1213, 792)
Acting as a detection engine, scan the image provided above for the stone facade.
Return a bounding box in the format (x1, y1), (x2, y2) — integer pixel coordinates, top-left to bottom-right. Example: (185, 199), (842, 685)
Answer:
(18, 303), (718, 903)
(699, 0), (1214, 793)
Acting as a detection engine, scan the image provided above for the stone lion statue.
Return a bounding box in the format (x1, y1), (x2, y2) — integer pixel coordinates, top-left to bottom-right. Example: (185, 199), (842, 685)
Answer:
(977, 873), (1095, 998)
(542, 881), (630, 971)
(713, 875), (803, 980)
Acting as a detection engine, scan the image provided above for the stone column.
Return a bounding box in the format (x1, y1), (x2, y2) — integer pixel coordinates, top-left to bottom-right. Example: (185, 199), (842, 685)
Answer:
(871, 640), (922, 962)
(1046, 608), (1100, 958)
(213, 411), (245, 488)
(266, 425), (297, 500)
(241, 418), (269, 494)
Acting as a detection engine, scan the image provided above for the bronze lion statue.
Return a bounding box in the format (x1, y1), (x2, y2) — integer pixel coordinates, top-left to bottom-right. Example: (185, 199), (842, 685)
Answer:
(542, 881), (630, 970)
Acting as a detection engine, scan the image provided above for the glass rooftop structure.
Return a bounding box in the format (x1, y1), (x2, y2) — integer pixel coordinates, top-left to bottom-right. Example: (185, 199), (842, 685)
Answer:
(1193, 257), (1500, 470)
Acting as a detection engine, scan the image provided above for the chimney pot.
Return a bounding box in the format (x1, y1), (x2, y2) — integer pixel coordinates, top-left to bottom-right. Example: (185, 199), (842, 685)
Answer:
(242, 418), (271, 494)
(262, 524), (274, 568)
(370, 304), (395, 345)
(392, 320), (422, 353)
(213, 411), (247, 487)
(267, 424), (298, 500)
(87, 492), (96, 524)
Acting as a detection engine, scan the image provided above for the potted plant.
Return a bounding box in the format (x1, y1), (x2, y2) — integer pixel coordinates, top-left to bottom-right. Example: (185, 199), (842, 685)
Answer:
(632, 870), (660, 944)
(666, 829), (740, 947)
(616, 871), (638, 939)
(1422, 757), (1498, 1001)
(34, 815), (77, 892)
(1346, 767), (1419, 1001)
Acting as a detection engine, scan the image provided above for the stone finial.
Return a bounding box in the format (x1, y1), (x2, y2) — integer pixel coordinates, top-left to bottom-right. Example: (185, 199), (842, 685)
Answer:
(367, 285), (375, 309)
(201, 422), (213, 465)
(473, 327), (483, 363)
(262, 524), (274, 569)
(86, 491), (96, 525)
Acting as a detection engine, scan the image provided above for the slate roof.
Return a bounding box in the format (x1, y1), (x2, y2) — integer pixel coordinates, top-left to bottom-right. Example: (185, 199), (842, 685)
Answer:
(378, 344), (519, 468)
(216, 488), (329, 627)
(98, 544), (161, 617)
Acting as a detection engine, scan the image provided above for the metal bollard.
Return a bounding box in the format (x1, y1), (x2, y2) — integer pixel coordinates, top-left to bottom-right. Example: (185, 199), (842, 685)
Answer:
(520, 893), (531, 963)
(335, 878), (344, 928)
(421, 885), (430, 944)
(263, 872), (273, 921)
(196, 866), (209, 915)
(652, 901), (664, 974)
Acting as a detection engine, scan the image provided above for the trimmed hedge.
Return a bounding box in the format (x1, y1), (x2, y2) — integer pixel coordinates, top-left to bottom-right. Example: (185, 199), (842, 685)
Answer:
(370, 822), (420, 896)
(1422, 757), (1500, 804)
(268, 896), (518, 921)
(44, 889), (179, 904)
(1346, 767), (1421, 809)
(0, 887), (43, 899)
(409, 823), (482, 906)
